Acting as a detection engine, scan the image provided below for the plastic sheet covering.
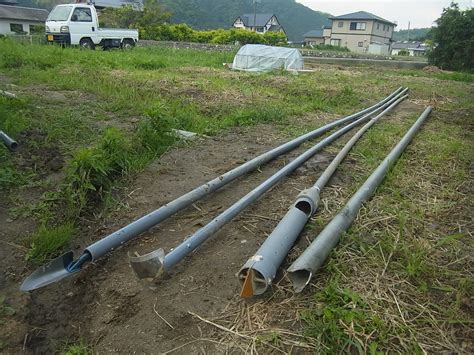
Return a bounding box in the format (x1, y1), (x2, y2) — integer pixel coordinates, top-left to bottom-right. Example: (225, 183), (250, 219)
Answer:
(232, 44), (304, 72)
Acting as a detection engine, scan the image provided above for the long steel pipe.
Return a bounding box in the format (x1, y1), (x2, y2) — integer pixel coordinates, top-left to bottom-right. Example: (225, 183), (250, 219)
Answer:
(238, 91), (409, 297)
(20, 88), (403, 291)
(287, 106), (433, 293)
(128, 89), (408, 279)
(86, 87), (402, 260)
(0, 131), (18, 151)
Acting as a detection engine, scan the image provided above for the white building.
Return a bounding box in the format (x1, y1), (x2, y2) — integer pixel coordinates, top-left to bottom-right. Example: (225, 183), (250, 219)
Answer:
(0, 3), (48, 35)
(233, 13), (286, 37)
(391, 41), (428, 56)
(324, 11), (396, 55)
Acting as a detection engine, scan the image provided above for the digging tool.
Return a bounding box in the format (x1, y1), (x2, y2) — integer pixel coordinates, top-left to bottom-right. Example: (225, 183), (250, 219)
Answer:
(20, 88), (403, 291)
(0, 131), (18, 151)
(287, 106), (433, 293)
(128, 89), (409, 279)
(237, 91), (409, 298)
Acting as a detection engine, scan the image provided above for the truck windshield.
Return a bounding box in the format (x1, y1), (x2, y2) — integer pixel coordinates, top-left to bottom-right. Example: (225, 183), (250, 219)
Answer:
(47, 6), (73, 21)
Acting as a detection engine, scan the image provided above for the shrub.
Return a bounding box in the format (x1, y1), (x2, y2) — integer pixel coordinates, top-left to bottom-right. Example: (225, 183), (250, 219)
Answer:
(27, 223), (75, 262)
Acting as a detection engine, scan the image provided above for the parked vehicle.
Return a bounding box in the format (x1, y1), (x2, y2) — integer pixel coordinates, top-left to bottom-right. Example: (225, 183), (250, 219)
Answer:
(45, 3), (138, 49)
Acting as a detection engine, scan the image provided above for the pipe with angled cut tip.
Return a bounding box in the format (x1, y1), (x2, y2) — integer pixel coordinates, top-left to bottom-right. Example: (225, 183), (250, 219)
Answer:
(129, 89), (408, 280)
(287, 106), (433, 293)
(238, 90), (409, 297)
(20, 88), (403, 291)
(0, 131), (18, 151)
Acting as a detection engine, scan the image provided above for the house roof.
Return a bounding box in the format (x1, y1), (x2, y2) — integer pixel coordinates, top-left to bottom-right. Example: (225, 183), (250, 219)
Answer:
(0, 4), (48, 22)
(238, 13), (275, 27)
(329, 11), (396, 26)
(303, 29), (324, 38)
(392, 41), (426, 50)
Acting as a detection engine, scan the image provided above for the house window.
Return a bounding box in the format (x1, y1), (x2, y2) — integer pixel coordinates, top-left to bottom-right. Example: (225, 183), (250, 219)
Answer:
(10, 23), (24, 33)
(350, 22), (366, 30)
(358, 42), (363, 47)
(377, 23), (380, 30)
(338, 21), (343, 28)
(71, 7), (92, 22)
(330, 39), (341, 47)
(383, 25), (386, 31)
(256, 27), (264, 33)
(386, 26), (390, 32)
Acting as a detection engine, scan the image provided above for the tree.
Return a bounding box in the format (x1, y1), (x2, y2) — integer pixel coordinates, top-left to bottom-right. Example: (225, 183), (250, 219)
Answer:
(100, 0), (171, 30)
(428, 2), (474, 71)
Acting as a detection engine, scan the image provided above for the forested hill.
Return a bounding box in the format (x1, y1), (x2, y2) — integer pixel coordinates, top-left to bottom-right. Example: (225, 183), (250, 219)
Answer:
(16, 0), (331, 41)
(393, 28), (432, 41)
(158, 0), (331, 41)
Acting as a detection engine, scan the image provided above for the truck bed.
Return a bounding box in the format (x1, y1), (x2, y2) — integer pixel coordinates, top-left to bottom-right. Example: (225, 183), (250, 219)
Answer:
(98, 28), (138, 38)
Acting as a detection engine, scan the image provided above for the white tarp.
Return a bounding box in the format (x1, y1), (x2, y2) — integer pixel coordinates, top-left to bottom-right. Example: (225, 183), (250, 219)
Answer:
(232, 44), (304, 72)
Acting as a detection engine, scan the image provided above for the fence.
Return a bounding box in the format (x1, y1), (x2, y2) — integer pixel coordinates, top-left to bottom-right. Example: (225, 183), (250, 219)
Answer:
(3, 34), (45, 45)
(139, 40), (237, 52)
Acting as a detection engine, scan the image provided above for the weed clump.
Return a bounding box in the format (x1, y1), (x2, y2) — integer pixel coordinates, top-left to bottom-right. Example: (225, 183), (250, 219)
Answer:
(27, 223), (75, 262)
(302, 281), (391, 353)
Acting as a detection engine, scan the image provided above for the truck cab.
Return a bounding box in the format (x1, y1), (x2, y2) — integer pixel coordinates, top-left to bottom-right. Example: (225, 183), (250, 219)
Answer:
(45, 3), (139, 49)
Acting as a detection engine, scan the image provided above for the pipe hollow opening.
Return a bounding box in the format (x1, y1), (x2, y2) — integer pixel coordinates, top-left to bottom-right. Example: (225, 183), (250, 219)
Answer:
(288, 269), (312, 293)
(238, 268), (269, 296)
(295, 200), (312, 216)
(10, 142), (18, 151)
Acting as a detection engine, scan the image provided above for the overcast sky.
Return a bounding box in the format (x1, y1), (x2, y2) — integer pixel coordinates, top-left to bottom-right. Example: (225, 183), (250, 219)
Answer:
(296, 0), (472, 29)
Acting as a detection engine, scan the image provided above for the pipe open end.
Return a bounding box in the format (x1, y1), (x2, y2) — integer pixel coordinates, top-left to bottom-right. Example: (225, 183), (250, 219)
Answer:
(238, 268), (269, 298)
(129, 248), (165, 280)
(295, 200), (312, 216)
(9, 141), (18, 151)
(288, 269), (312, 293)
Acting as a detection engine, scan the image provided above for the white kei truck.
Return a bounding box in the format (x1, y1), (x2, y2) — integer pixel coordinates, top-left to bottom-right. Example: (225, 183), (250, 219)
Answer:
(45, 3), (139, 49)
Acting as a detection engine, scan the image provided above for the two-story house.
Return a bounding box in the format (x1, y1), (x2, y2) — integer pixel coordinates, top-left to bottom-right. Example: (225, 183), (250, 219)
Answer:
(233, 13), (286, 37)
(325, 11), (396, 55)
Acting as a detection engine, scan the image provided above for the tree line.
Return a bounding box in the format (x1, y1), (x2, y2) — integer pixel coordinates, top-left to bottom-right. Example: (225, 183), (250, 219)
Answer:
(100, 0), (287, 45)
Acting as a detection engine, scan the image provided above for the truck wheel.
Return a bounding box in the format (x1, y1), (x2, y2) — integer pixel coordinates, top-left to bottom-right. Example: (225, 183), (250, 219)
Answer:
(122, 39), (135, 50)
(79, 38), (95, 50)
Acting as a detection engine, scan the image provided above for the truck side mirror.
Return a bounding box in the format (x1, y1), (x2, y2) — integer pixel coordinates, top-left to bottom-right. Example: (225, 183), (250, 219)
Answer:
(71, 14), (78, 21)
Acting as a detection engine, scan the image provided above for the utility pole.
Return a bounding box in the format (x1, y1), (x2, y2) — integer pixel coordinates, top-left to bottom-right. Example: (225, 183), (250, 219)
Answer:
(253, 0), (261, 32)
(407, 21), (410, 41)
(253, 0), (257, 32)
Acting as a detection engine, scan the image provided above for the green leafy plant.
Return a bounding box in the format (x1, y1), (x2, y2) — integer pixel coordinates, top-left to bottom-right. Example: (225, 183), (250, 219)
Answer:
(27, 223), (75, 262)
(302, 281), (389, 353)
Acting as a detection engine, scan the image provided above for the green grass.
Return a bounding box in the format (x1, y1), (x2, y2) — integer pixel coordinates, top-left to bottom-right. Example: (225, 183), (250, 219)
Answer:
(0, 38), (472, 353)
(27, 223), (75, 262)
(0, 295), (15, 320)
(61, 340), (91, 355)
(303, 89), (473, 351)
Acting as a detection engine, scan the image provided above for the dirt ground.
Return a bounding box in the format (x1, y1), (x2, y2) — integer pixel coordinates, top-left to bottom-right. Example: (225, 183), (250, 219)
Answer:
(0, 87), (427, 353)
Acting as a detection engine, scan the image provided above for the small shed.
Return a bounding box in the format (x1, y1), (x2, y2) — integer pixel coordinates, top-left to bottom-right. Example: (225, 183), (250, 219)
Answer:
(232, 44), (304, 72)
(303, 29), (325, 45)
(0, 4), (48, 35)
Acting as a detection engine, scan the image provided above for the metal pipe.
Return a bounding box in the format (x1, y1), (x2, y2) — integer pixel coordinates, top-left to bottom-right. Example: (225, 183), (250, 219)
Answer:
(287, 106), (433, 293)
(238, 91), (409, 297)
(129, 89), (409, 279)
(20, 88), (403, 291)
(0, 131), (18, 151)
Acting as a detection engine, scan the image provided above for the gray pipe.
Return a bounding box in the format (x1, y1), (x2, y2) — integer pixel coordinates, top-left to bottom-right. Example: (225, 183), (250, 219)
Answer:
(0, 131), (18, 151)
(85, 88), (403, 261)
(129, 89), (408, 279)
(287, 106), (433, 293)
(238, 92), (409, 297)
(19, 89), (403, 292)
